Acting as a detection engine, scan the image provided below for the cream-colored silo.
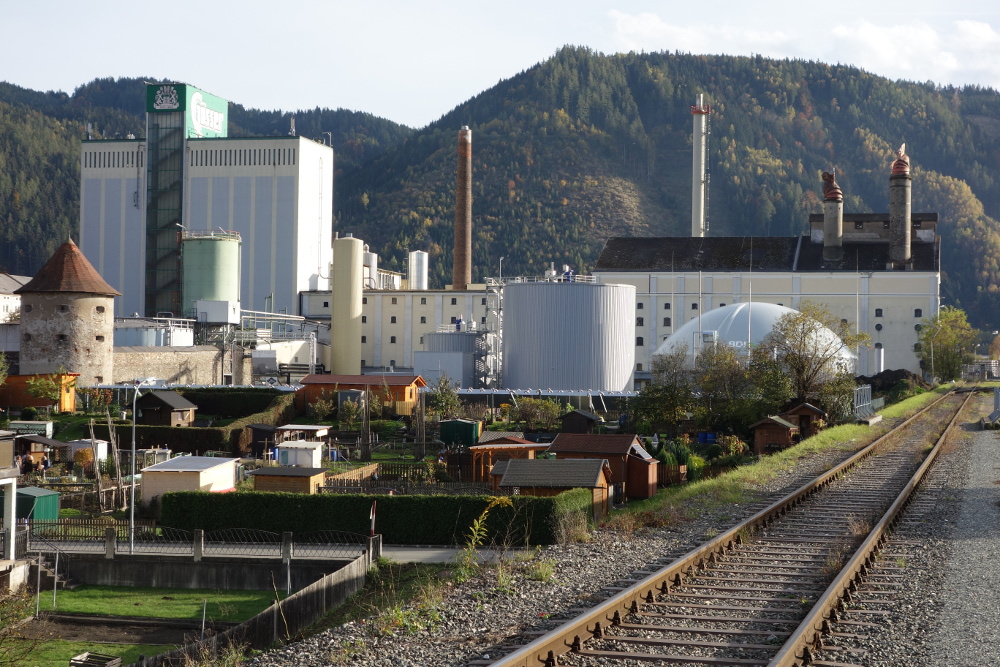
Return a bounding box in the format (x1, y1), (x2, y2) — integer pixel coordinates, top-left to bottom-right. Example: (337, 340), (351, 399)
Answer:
(328, 234), (364, 374)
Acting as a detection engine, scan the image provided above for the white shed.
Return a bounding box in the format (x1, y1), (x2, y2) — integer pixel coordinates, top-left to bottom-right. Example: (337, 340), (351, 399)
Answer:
(275, 441), (324, 467)
(62, 439), (109, 462)
(141, 456), (237, 506)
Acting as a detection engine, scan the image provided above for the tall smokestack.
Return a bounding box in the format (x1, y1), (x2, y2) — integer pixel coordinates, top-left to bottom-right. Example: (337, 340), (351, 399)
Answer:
(453, 126), (473, 290)
(889, 144), (912, 269)
(822, 170), (844, 262)
(691, 95), (710, 237)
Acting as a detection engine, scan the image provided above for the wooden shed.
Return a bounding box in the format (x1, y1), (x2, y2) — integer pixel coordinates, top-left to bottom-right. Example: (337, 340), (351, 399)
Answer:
(297, 374), (426, 416)
(779, 403), (827, 439)
(252, 467), (327, 494)
(749, 416), (800, 455)
(497, 458), (612, 522)
(135, 391), (197, 427)
(469, 441), (549, 482)
(560, 410), (601, 434)
(546, 433), (658, 500)
(141, 456), (237, 507)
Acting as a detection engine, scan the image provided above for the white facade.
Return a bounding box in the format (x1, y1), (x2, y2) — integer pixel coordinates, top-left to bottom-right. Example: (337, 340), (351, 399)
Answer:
(79, 136), (333, 317)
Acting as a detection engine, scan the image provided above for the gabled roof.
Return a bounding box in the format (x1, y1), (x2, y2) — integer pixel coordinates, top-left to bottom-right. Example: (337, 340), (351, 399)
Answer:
(0, 273), (31, 295)
(781, 402), (827, 417)
(749, 415), (798, 430)
(547, 433), (641, 456)
(478, 430), (526, 444)
(300, 374), (426, 387)
(498, 458), (611, 489)
(14, 240), (120, 296)
(561, 410), (600, 422)
(470, 441), (548, 450)
(139, 390), (197, 410)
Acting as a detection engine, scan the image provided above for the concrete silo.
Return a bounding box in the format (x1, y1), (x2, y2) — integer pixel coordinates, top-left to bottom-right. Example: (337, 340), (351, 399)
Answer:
(328, 234), (364, 374)
(502, 281), (635, 391)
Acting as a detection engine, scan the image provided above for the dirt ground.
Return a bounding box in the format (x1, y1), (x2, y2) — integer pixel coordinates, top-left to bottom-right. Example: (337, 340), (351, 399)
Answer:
(25, 615), (212, 647)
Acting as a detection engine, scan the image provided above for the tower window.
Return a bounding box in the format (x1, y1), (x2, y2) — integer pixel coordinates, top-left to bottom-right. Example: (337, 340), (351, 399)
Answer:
(637, 302), (644, 310)
(23, 304), (32, 313)
(362, 316), (367, 323)
(875, 308), (883, 317)
(391, 297), (397, 305)
(420, 297), (427, 305)
(361, 336), (367, 343)
(451, 298), (457, 305)
(691, 303), (698, 310)
(390, 316), (397, 324)
(21, 334), (30, 342)
(664, 317), (671, 327)
(636, 317), (644, 327)
(57, 334), (68, 342)
(420, 316), (426, 323)
(96, 335), (105, 342)
(58, 305), (69, 312)
(636, 363), (643, 371)
(664, 302), (670, 310)
(362, 297), (368, 305)
(914, 309), (923, 317)
(96, 306), (105, 314)
(390, 336), (397, 344)
(636, 337), (644, 346)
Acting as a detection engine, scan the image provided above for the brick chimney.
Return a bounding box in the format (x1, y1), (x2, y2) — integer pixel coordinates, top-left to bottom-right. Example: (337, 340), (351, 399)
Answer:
(888, 144), (912, 269)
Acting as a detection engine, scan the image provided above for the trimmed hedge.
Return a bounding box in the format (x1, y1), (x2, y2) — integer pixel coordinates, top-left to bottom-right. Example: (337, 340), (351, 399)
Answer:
(93, 392), (299, 456)
(160, 489), (593, 546)
(177, 388), (282, 418)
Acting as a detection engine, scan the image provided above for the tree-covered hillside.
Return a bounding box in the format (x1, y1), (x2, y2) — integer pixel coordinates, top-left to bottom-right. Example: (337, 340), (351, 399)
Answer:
(3, 49), (1000, 329)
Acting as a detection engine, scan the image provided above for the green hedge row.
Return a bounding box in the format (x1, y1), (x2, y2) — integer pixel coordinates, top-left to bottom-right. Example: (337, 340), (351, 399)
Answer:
(93, 393), (299, 456)
(160, 488), (594, 546)
(178, 389), (282, 418)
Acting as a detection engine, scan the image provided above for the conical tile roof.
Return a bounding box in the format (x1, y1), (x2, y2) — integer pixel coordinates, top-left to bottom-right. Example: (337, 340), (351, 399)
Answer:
(14, 239), (121, 296)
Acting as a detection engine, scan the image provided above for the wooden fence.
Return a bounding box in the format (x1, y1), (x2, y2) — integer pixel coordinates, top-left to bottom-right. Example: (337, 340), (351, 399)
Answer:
(129, 541), (376, 667)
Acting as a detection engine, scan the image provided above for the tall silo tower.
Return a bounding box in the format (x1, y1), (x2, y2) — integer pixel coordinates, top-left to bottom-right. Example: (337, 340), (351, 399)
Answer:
(15, 239), (120, 386)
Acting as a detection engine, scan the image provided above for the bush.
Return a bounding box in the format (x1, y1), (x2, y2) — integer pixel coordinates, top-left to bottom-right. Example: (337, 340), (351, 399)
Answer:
(656, 450), (678, 466)
(686, 454), (706, 481)
(20, 407), (37, 421)
(703, 443), (725, 460)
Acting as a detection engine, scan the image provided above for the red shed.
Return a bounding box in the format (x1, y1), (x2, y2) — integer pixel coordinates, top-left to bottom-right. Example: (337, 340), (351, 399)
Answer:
(546, 433), (658, 500)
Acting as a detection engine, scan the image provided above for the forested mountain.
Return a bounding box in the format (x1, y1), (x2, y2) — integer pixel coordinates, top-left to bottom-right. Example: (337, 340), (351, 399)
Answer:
(4, 48), (1000, 328)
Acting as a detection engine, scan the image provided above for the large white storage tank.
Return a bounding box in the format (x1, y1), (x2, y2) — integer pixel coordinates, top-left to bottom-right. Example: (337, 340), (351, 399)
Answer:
(408, 250), (428, 290)
(502, 282), (635, 391)
(180, 231), (241, 317)
(329, 234), (364, 374)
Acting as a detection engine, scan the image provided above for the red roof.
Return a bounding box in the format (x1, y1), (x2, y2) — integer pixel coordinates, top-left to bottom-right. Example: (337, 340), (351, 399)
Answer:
(15, 240), (120, 296)
(300, 374), (427, 387)
(547, 433), (642, 455)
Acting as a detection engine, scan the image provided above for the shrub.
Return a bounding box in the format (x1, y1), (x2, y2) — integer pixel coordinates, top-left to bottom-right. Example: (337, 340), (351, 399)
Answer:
(687, 454), (706, 481)
(20, 407), (37, 421)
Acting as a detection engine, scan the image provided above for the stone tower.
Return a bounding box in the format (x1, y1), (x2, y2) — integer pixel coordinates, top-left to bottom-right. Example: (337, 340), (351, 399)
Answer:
(14, 239), (120, 386)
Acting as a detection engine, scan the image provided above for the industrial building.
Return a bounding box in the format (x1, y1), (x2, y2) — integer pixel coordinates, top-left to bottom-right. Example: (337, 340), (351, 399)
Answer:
(79, 82), (333, 318)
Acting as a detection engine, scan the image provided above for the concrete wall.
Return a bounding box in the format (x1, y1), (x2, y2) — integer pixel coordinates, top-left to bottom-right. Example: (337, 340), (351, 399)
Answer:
(65, 554), (348, 590)
(114, 346), (252, 384)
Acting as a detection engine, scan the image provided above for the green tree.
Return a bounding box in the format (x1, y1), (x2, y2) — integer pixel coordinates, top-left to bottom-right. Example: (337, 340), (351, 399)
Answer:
(514, 397), (562, 430)
(338, 397), (361, 430)
(633, 346), (695, 436)
(693, 343), (793, 435)
(426, 374), (461, 419)
(915, 306), (977, 381)
(26, 366), (73, 414)
(762, 301), (870, 406)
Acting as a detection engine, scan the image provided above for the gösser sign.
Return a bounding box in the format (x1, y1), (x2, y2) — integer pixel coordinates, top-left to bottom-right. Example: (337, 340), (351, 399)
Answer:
(146, 84), (229, 139)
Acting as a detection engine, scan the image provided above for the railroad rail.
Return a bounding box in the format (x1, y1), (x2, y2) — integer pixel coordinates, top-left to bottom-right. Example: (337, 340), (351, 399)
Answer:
(487, 389), (973, 667)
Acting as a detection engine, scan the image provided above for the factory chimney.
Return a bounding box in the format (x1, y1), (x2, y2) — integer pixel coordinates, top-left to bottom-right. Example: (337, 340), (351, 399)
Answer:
(452, 126), (473, 290)
(888, 144), (912, 269)
(821, 170), (844, 262)
(691, 95), (710, 237)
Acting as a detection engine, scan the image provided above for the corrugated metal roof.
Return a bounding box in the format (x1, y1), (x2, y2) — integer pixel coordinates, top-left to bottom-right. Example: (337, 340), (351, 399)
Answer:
(15, 240), (120, 296)
(498, 458), (609, 488)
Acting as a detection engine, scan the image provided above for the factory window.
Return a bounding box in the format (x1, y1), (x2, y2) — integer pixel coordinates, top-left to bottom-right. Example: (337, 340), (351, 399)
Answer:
(481, 317), (486, 324)
(875, 308), (883, 317)
(420, 316), (426, 323)
(362, 297), (368, 304)
(691, 303), (698, 310)
(95, 306), (105, 314)
(636, 317), (644, 327)
(636, 363), (643, 371)
(391, 297), (398, 304)
(451, 298), (457, 305)
(914, 309), (922, 317)
(875, 323), (883, 332)
(664, 302), (671, 310)
(636, 337), (644, 346)
(663, 317), (671, 327)
(390, 316), (397, 324)
(481, 298), (486, 305)
(420, 297), (427, 305)
(362, 359), (366, 366)
(362, 316), (367, 323)
(361, 336), (367, 343)
(855, 221), (864, 230)
(419, 336), (424, 344)
(637, 302), (644, 310)
(390, 336), (397, 344)
(450, 316), (457, 323)
(96, 335), (105, 342)
(390, 360), (396, 366)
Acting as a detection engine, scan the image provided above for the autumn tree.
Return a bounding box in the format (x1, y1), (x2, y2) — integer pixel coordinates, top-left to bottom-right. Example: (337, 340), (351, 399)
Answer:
(693, 343), (793, 435)
(426, 374), (461, 419)
(514, 397), (562, 430)
(915, 306), (977, 381)
(762, 301), (870, 405)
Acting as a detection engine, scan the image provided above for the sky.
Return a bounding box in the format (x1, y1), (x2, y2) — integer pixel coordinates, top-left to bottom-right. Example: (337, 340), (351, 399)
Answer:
(4, 1), (1000, 129)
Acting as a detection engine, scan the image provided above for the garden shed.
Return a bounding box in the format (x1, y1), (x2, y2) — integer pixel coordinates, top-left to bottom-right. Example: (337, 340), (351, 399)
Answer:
(440, 419), (481, 448)
(749, 416), (800, 455)
(136, 391), (198, 427)
(546, 433), (658, 500)
(275, 441), (324, 467)
(779, 403), (827, 439)
(469, 441), (549, 482)
(497, 458), (612, 521)
(252, 467), (327, 494)
(560, 410), (601, 434)
(0, 486), (59, 521)
(297, 374), (426, 416)
(141, 456), (237, 507)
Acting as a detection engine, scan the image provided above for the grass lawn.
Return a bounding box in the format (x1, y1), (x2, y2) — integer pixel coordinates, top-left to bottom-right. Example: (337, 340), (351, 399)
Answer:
(37, 585), (280, 622)
(18, 640), (166, 667)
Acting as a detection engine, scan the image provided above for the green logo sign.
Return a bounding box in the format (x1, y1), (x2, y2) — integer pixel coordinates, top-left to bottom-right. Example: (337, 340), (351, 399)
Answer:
(146, 84), (228, 138)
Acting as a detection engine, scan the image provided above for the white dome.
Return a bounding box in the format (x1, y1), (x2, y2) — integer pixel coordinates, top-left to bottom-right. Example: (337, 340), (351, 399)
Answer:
(654, 302), (856, 370)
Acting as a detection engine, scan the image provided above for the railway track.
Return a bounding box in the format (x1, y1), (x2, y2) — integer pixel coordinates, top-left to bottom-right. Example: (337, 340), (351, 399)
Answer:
(485, 390), (973, 667)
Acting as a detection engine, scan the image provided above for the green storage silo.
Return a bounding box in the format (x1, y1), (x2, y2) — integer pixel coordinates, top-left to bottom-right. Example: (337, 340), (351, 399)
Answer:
(439, 419), (481, 448)
(0, 487), (60, 521)
(180, 231), (242, 317)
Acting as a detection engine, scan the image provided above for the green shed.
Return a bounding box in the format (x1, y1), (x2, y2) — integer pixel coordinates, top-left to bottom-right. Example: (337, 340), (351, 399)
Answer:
(0, 487), (60, 521)
(439, 419), (481, 448)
